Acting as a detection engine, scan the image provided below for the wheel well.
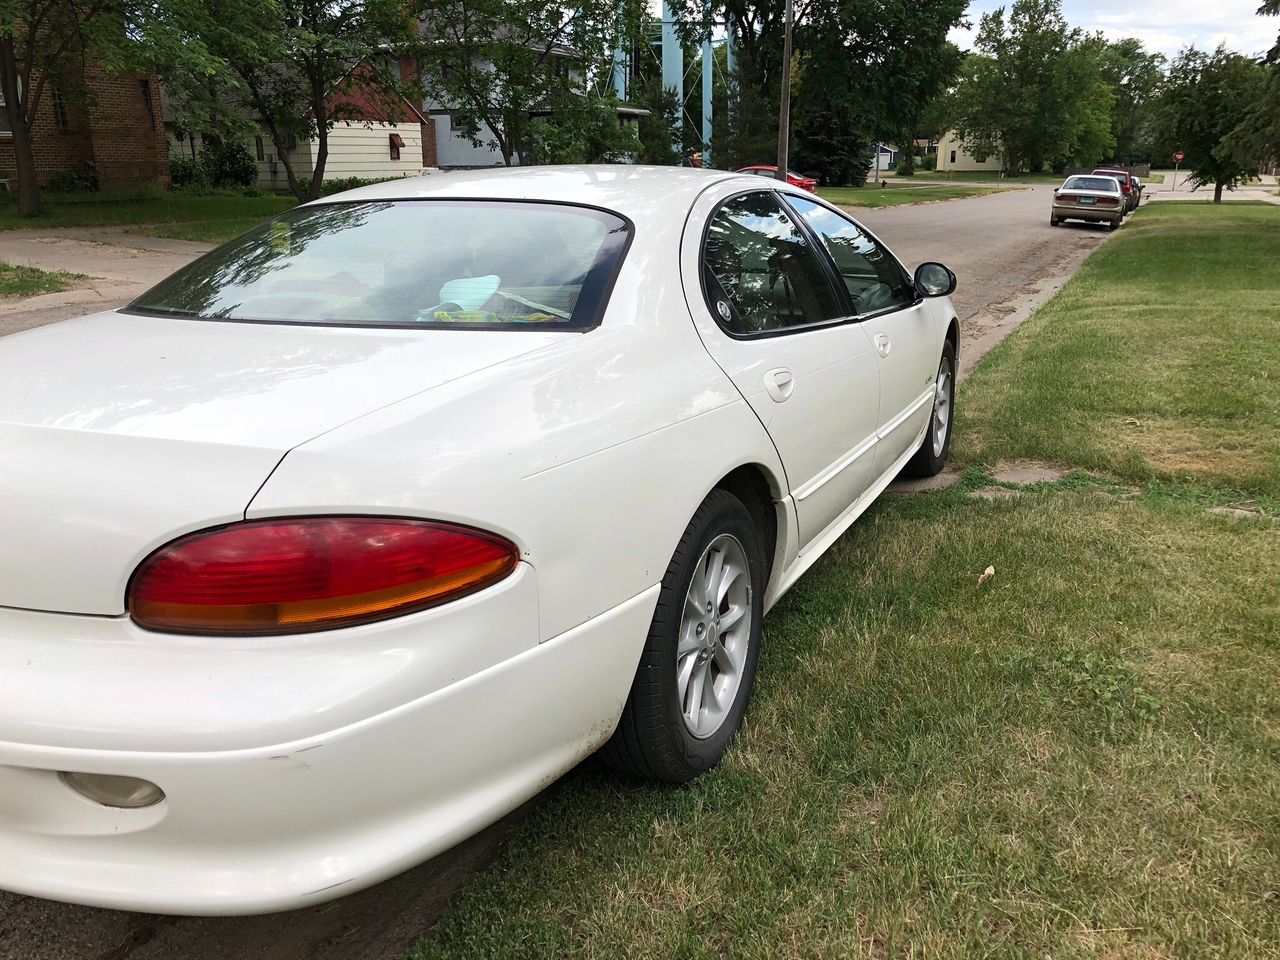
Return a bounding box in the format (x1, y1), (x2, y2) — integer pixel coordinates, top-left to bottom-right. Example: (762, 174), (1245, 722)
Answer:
(946, 317), (959, 358)
(714, 465), (779, 579)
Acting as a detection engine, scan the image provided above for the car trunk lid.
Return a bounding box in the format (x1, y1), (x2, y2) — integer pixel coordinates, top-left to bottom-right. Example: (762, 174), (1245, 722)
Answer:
(0, 311), (566, 615)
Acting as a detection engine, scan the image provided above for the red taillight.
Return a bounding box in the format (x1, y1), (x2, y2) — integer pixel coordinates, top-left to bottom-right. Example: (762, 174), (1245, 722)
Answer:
(1059, 194), (1077, 203)
(1099, 197), (1119, 206)
(1121, 184), (1131, 194)
(129, 517), (518, 635)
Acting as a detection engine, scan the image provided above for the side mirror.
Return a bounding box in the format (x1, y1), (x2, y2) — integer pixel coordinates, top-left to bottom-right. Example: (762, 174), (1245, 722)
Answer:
(914, 262), (957, 298)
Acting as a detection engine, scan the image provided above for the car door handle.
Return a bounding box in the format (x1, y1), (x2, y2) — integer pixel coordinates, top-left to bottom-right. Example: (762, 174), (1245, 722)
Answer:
(874, 333), (891, 358)
(764, 367), (795, 403)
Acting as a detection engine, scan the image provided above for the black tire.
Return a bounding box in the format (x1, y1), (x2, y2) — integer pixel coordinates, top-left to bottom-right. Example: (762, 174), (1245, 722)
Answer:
(599, 489), (765, 783)
(1108, 217), (1120, 231)
(1050, 216), (1060, 226)
(903, 339), (957, 478)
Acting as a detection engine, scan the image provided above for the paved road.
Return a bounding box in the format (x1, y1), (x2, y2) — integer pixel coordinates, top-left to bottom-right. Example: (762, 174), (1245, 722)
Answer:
(0, 182), (1112, 960)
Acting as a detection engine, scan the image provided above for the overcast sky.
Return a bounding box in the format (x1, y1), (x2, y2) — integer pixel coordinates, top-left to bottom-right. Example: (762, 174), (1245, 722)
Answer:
(948, 0), (1276, 60)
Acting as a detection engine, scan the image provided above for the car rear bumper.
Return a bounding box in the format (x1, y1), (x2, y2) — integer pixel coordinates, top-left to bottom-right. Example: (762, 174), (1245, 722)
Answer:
(1052, 203), (1123, 223)
(0, 577), (657, 915)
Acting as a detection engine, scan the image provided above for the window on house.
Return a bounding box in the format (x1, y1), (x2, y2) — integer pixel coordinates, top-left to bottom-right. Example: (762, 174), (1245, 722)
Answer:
(389, 132), (404, 161)
(139, 78), (154, 124)
(52, 90), (69, 130)
(950, 150), (957, 164)
(255, 136), (265, 161)
(284, 133), (298, 151)
(0, 78), (18, 134)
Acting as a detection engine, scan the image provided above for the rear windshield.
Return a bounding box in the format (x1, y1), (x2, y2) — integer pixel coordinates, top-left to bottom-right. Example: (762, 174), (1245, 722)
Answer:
(1064, 177), (1119, 192)
(127, 200), (630, 330)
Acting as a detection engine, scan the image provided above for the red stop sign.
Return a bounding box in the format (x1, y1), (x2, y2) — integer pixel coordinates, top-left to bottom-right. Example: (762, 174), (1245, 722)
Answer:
(1174, 150), (1185, 163)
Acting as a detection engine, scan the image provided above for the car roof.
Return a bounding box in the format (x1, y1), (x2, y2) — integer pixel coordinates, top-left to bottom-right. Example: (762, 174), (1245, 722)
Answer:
(1092, 168), (1130, 177)
(306, 165), (753, 224)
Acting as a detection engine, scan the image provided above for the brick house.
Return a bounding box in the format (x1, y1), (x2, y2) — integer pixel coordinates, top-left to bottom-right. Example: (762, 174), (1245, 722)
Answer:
(0, 60), (170, 191)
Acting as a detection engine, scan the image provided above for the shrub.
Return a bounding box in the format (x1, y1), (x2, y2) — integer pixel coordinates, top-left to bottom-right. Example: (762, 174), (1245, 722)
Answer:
(169, 155), (203, 189)
(319, 174), (412, 196)
(919, 153), (937, 171)
(49, 163), (98, 193)
(199, 140), (258, 189)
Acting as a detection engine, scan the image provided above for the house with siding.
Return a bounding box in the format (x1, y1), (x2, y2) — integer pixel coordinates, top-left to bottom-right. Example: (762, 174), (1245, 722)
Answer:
(165, 78), (435, 192)
(935, 130), (1004, 173)
(0, 60), (170, 191)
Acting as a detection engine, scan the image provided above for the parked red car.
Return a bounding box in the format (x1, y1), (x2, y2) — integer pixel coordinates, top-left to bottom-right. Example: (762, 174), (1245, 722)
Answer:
(1091, 168), (1139, 212)
(736, 165), (819, 192)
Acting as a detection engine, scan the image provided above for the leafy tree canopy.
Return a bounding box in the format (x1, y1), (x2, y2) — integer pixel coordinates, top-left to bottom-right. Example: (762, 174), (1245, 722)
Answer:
(413, 0), (642, 166)
(950, 0), (1115, 172)
(1155, 45), (1269, 201)
(138, 0), (415, 201)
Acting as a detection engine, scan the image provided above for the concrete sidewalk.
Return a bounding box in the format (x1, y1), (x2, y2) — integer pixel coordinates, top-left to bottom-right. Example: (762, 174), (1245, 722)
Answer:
(0, 228), (213, 334)
(1143, 169), (1280, 204)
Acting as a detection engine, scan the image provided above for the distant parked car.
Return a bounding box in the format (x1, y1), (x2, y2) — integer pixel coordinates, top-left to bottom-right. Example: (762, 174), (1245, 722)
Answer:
(1092, 168), (1139, 212)
(1130, 175), (1144, 201)
(1051, 175), (1125, 230)
(736, 165), (819, 192)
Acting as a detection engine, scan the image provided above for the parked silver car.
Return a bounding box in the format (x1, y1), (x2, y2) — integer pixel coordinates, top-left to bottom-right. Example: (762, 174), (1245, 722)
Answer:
(1050, 175), (1124, 230)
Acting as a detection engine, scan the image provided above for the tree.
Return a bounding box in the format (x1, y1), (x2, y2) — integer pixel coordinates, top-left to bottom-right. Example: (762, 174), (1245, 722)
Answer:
(526, 90), (641, 163)
(1155, 46), (1268, 202)
(1221, 1), (1280, 172)
(413, 0), (635, 166)
(1097, 38), (1165, 163)
(792, 0), (966, 184)
(950, 0), (1115, 172)
(0, 0), (125, 216)
(633, 75), (682, 165)
(142, 0), (415, 201)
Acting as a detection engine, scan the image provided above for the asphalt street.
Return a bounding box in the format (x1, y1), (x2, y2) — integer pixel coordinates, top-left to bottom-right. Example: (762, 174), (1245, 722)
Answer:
(0, 180), (1114, 960)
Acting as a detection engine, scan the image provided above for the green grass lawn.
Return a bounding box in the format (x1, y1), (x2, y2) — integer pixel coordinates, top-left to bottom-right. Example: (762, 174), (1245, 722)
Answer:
(123, 217), (272, 245)
(410, 203), (1280, 960)
(0, 189), (296, 234)
(0, 261), (85, 297)
(958, 202), (1280, 501)
(820, 183), (1014, 207)
(914, 170), (1066, 184)
(1144, 173), (1166, 184)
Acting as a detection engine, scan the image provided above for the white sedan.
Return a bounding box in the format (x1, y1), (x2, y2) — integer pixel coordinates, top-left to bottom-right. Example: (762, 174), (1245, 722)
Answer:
(0, 166), (958, 915)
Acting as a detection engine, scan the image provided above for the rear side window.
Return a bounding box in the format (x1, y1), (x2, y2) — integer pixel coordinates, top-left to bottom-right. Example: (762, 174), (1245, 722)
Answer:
(128, 200), (630, 330)
(702, 191), (844, 335)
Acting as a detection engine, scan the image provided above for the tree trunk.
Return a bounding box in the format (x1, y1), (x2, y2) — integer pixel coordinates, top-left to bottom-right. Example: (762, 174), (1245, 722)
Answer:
(306, 67), (328, 201)
(308, 122), (328, 201)
(1213, 179), (1224, 203)
(0, 36), (40, 217)
(899, 146), (915, 176)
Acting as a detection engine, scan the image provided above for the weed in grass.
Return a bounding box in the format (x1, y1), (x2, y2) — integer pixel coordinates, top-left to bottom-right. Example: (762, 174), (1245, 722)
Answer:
(0, 261), (84, 297)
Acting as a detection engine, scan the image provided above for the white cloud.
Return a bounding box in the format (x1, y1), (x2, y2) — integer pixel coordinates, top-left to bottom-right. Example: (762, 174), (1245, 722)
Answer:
(949, 0), (1276, 59)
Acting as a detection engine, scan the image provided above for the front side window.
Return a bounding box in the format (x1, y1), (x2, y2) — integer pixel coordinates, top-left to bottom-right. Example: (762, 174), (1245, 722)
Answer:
(702, 191), (844, 335)
(785, 195), (915, 316)
(128, 200), (630, 330)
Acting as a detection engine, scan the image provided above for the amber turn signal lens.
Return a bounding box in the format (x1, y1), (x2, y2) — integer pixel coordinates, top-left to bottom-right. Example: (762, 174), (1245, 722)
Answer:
(129, 517), (518, 635)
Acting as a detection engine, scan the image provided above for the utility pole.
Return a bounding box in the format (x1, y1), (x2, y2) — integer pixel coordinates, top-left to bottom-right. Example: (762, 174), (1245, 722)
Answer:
(775, 0), (793, 181)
